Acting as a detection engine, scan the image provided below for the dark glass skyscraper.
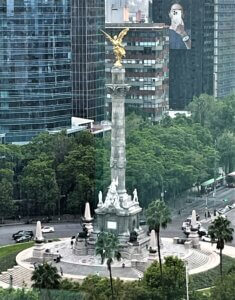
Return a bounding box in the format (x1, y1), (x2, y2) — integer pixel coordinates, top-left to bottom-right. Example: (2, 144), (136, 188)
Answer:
(152, 0), (214, 109)
(72, 0), (105, 121)
(214, 0), (235, 98)
(0, 0), (72, 143)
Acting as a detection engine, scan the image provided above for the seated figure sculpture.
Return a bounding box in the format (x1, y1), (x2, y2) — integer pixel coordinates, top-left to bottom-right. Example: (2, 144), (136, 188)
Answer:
(129, 231), (138, 243)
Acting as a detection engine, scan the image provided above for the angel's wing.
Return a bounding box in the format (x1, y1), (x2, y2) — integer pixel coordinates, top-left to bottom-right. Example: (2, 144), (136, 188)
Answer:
(117, 28), (129, 42)
(100, 30), (114, 44)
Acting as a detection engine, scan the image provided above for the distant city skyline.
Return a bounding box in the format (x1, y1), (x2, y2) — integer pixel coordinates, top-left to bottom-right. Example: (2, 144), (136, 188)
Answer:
(105, 0), (149, 14)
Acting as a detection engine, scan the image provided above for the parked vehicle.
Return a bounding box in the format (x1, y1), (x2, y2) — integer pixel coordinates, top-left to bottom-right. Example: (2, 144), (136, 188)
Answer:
(198, 226), (207, 237)
(226, 171), (235, 188)
(182, 219), (201, 231)
(12, 230), (34, 240)
(41, 226), (54, 233)
(183, 226), (191, 236)
(139, 220), (146, 226)
(15, 235), (32, 243)
(181, 221), (190, 230)
(201, 234), (217, 243)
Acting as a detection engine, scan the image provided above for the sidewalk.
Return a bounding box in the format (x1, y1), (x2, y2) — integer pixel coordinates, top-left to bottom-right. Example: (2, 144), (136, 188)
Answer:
(200, 242), (235, 259)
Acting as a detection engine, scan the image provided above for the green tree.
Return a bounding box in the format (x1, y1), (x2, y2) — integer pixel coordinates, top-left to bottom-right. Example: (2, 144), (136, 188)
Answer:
(143, 256), (186, 300)
(146, 200), (171, 279)
(0, 168), (15, 222)
(95, 232), (121, 300)
(217, 131), (235, 173)
(31, 263), (61, 290)
(60, 278), (80, 292)
(211, 273), (235, 300)
(121, 281), (153, 300)
(81, 275), (129, 300)
(188, 94), (215, 127)
(21, 155), (59, 216)
(0, 288), (39, 300)
(57, 144), (95, 214)
(208, 216), (234, 278)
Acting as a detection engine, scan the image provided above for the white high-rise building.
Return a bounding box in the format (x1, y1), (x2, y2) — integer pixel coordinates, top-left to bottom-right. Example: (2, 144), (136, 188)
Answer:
(105, 0), (129, 23)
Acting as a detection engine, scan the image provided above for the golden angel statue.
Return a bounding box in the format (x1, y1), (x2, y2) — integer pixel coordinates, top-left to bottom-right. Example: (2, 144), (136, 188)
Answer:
(101, 28), (129, 68)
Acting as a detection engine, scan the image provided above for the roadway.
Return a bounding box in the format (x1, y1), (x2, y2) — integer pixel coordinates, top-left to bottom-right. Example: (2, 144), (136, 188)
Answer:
(0, 223), (81, 247)
(163, 187), (235, 244)
(0, 187), (234, 247)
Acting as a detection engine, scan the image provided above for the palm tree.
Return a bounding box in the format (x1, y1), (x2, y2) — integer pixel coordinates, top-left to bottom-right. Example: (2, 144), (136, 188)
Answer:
(31, 262), (61, 290)
(95, 232), (121, 300)
(208, 216), (234, 278)
(146, 199), (171, 280)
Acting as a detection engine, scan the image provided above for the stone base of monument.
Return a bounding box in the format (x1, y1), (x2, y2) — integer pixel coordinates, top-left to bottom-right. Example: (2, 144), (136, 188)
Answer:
(73, 229), (150, 261)
(147, 252), (158, 265)
(84, 222), (93, 234)
(188, 231), (201, 249)
(184, 240), (192, 249)
(131, 259), (148, 273)
(73, 239), (88, 256)
(32, 243), (45, 262)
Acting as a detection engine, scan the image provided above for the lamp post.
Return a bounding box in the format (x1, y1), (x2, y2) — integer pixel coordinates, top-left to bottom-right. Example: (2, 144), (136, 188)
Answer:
(185, 261), (189, 300)
(205, 192), (208, 220)
(161, 176), (164, 201)
(58, 195), (66, 221)
(213, 140), (217, 211)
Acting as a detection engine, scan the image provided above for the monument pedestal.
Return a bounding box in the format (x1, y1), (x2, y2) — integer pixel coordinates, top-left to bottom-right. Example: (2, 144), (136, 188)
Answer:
(188, 210), (201, 249)
(33, 221), (45, 262)
(188, 230), (200, 249)
(73, 239), (88, 256)
(33, 243), (45, 262)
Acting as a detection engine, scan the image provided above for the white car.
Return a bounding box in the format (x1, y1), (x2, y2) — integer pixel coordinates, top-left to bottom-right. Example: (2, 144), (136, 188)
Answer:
(182, 221), (190, 230)
(41, 226), (55, 233)
(201, 234), (217, 243)
(182, 218), (201, 231)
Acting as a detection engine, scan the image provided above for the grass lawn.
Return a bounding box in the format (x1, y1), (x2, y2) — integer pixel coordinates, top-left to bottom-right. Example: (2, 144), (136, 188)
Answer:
(190, 255), (235, 290)
(0, 242), (34, 273)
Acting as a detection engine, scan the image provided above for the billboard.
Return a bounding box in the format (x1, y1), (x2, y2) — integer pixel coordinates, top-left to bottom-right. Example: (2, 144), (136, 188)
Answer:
(168, 2), (191, 49)
(153, 0), (192, 50)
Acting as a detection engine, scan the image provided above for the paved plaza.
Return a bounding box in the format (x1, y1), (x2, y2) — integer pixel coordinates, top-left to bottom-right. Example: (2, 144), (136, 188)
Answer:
(0, 236), (222, 288)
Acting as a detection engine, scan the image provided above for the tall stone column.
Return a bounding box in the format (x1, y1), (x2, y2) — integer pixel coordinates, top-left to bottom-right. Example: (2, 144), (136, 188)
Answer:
(107, 67), (130, 196)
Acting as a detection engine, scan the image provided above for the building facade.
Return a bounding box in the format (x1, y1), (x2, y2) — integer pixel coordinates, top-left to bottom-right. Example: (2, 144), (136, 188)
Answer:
(105, 23), (169, 121)
(0, 0), (72, 143)
(105, 0), (129, 23)
(152, 0), (214, 109)
(72, 0), (105, 121)
(214, 0), (235, 98)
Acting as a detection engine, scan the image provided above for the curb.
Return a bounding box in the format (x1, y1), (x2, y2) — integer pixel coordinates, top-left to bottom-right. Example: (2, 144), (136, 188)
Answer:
(0, 222), (25, 227)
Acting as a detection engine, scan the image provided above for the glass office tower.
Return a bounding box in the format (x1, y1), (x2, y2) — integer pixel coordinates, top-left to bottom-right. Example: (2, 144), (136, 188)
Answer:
(71, 0), (105, 121)
(0, 0), (72, 143)
(214, 0), (235, 98)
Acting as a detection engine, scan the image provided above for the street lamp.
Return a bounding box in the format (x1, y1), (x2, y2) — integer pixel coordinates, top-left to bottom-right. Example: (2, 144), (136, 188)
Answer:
(58, 195), (66, 221)
(185, 261), (189, 300)
(205, 193), (208, 220)
(160, 177), (167, 201)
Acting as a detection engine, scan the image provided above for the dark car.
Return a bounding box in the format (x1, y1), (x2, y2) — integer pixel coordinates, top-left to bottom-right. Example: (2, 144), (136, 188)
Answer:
(139, 220), (146, 226)
(198, 227), (207, 237)
(15, 235), (32, 243)
(12, 230), (34, 240)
